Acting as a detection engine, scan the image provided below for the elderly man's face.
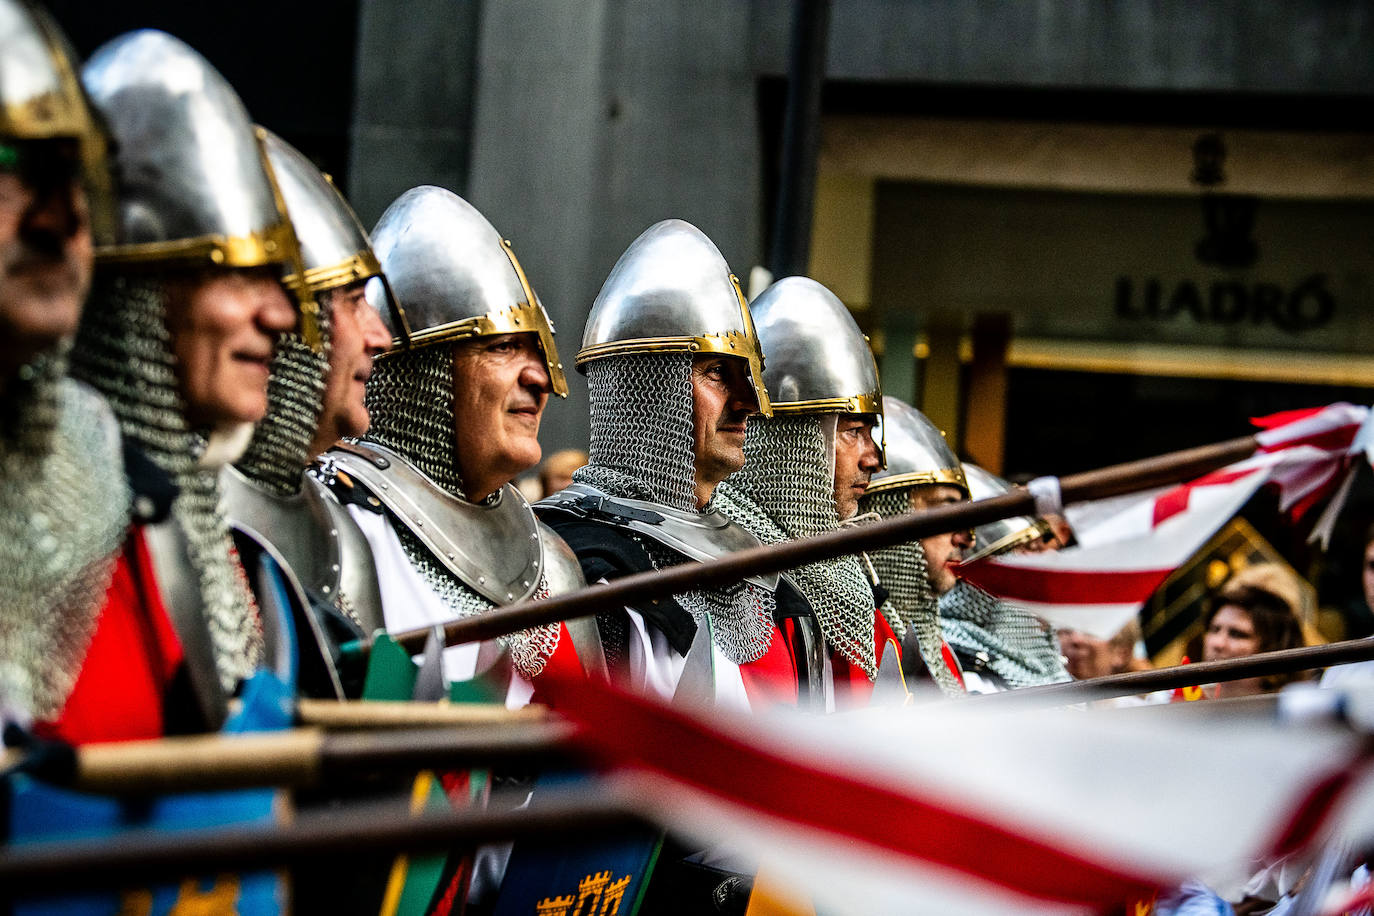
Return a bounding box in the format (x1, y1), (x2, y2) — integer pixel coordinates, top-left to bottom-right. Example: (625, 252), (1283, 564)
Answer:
(0, 138), (93, 386)
(451, 332), (551, 503)
(909, 483), (972, 595)
(689, 353), (758, 507)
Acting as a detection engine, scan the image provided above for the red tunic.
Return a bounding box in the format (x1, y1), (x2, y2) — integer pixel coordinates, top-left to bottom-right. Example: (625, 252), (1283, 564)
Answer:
(738, 622), (800, 710)
(34, 527), (185, 745)
(830, 613), (902, 709)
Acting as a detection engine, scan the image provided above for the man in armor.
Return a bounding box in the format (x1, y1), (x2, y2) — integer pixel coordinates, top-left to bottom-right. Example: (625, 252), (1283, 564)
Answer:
(0, 0), (151, 737)
(321, 186), (591, 699)
(222, 130), (390, 697)
(536, 219), (816, 710)
(71, 30), (302, 708)
(940, 464), (1070, 692)
(859, 397), (970, 697)
(711, 276), (894, 708)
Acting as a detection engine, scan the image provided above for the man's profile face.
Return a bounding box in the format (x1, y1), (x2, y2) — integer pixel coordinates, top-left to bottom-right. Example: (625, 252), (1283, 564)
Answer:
(0, 138), (93, 384)
(310, 279), (392, 456)
(689, 353), (757, 506)
(908, 483), (972, 595)
(164, 266), (296, 428)
(451, 331), (551, 502)
(832, 413), (880, 520)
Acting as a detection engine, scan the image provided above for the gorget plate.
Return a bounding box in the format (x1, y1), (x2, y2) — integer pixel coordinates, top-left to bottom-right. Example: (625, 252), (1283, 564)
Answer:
(536, 482), (779, 590)
(327, 441), (542, 605)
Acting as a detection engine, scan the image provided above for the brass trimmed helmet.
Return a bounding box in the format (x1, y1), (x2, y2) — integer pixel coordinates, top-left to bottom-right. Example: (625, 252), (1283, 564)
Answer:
(0, 0), (114, 240)
(578, 218), (771, 416)
(750, 275), (880, 420)
(866, 396), (965, 496)
(963, 463), (1051, 562)
(259, 127), (391, 347)
(81, 30), (301, 277)
(368, 185), (566, 397)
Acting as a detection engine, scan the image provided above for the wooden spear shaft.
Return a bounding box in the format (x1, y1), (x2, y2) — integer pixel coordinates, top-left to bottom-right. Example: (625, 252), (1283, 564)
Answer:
(3, 720), (579, 795)
(0, 796), (645, 896)
(973, 636), (1374, 707)
(358, 434), (1258, 654)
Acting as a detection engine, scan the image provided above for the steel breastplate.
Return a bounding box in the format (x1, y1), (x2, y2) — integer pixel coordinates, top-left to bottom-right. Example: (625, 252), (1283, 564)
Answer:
(308, 475), (385, 635)
(220, 466), (367, 618)
(536, 482), (779, 590)
(327, 440), (543, 605)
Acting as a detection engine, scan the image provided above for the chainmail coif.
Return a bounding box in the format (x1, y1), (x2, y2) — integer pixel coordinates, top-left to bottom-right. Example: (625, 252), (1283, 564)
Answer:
(71, 272), (264, 693)
(573, 353), (777, 666)
(235, 300), (333, 495)
(715, 414), (878, 679)
(362, 343), (560, 677)
(860, 488), (964, 697)
(938, 580), (1071, 689)
(0, 349), (130, 719)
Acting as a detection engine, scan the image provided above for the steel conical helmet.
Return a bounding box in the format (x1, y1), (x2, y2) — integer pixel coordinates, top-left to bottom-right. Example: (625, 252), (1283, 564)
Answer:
(0, 0), (113, 240)
(750, 276), (881, 419)
(868, 396), (966, 496)
(81, 30), (299, 272)
(260, 128), (379, 296)
(369, 185), (566, 396)
(579, 219), (770, 415)
(964, 463), (1051, 561)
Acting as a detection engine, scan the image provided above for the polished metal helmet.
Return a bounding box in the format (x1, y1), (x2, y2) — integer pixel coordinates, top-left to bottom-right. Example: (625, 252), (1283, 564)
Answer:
(964, 463), (1051, 562)
(867, 396), (966, 496)
(260, 127), (382, 300)
(750, 276), (879, 421)
(260, 127), (387, 347)
(578, 219), (770, 415)
(0, 0), (113, 239)
(80, 30), (300, 274)
(368, 185), (566, 396)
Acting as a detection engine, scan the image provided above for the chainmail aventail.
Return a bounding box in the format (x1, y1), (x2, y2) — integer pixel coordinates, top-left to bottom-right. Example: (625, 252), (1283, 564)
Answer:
(235, 303), (332, 495)
(715, 414), (877, 678)
(860, 489), (963, 697)
(0, 350), (130, 720)
(72, 273), (264, 692)
(574, 353), (776, 666)
(938, 580), (1071, 689)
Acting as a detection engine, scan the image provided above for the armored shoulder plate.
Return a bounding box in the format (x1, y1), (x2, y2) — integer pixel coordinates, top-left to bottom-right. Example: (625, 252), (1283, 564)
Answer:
(326, 440), (543, 605)
(306, 474), (385, 635)
(538, 520), (586, 596)
(536, 482), (779, 590)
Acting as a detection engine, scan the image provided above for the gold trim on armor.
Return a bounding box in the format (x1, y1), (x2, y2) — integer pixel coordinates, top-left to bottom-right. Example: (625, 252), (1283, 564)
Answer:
(286, 250), (382, 295)
(965, 519), (1052, 563)
(94, 221), (299, 269)
(378, 300), (571, 397)
(865, 467), (969, 497)
(501, 239), (568, 397)
(768, 391), (883, 417)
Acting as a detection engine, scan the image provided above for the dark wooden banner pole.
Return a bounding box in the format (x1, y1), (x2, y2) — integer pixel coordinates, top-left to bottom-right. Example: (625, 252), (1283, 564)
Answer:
(361, 435), (1258, 654)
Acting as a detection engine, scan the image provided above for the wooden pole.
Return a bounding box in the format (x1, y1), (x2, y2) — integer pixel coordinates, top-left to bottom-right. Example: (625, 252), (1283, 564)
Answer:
(3, 720), (578, 795)
(359, 434), (1259, 654)
(973, 636), (1374, 707)
(0, 795), (644, 896)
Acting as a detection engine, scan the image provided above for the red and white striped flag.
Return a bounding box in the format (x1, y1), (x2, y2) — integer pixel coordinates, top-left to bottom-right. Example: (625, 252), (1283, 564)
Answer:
(551, 675), (1374, 916)
(958, 403), (1370, 638)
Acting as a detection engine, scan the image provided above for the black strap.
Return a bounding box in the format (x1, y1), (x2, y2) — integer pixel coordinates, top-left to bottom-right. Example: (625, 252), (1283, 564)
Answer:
(538, 514), (697, 656)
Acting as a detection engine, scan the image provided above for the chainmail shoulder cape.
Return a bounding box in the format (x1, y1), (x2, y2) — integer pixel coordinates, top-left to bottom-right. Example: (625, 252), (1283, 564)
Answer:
(71, 272), (264, 693)
(0, 351), (131, 720)
(938, 580), (1071, 689)
(362, 344), (560, 678)
(714, 414), (878, 679)
(859, 489), (963, 696)
(572, 352), (776, 666)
